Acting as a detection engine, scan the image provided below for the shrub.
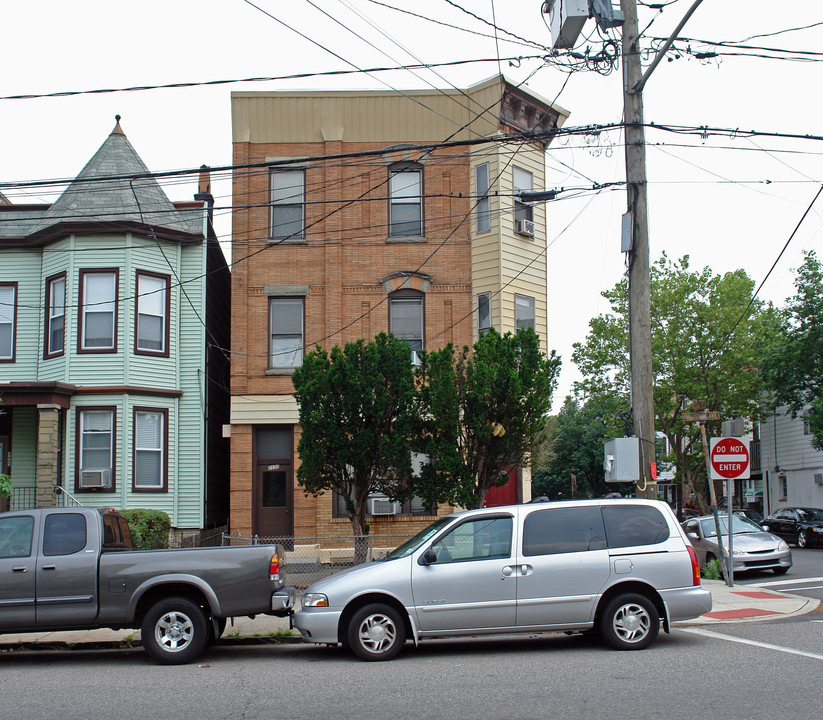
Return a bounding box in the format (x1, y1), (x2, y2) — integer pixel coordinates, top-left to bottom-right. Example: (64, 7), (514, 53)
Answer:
(120, 508), (171, 550)
(701, 558), (722, 581)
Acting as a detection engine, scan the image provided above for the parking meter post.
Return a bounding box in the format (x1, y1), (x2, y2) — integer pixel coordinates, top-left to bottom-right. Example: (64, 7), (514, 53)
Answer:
(700, 422), (730, 585)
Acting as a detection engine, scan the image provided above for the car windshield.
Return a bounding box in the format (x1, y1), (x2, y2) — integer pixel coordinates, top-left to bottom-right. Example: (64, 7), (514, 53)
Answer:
(700, 516), (762, 537)
(384, 516), (455, 560)
(797, 508), (823, 521)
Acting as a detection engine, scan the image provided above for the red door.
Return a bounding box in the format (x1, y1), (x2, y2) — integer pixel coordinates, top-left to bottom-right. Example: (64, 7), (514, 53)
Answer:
(484, 467), (520, 507)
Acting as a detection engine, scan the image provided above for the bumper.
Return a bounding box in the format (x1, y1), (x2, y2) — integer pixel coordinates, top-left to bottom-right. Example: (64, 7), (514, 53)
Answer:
(731, 554), (792, 573)
(660, 585), (713, 622)
(271, 587), (297, 617)
(293, 607), (343, 645)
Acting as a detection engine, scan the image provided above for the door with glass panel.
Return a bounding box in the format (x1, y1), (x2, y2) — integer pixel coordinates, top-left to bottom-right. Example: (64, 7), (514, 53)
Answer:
(253, 426), (294, 541)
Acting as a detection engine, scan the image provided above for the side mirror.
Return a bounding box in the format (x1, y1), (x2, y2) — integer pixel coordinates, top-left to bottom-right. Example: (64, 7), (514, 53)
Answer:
(687, 532), (699, 541)
(761, 525), (770, 532)
(420, 548), (437, 566)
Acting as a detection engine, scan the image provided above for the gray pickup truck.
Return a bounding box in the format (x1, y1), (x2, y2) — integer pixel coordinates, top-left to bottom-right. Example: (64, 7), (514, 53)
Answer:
(0, 507), (295, 664)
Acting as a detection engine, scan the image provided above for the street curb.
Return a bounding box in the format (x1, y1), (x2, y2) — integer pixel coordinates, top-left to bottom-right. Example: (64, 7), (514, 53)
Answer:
(0, 633), (305, 655)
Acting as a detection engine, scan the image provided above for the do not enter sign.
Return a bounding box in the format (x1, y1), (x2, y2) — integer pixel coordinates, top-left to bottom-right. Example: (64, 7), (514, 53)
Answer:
(710, 437), (750, 480)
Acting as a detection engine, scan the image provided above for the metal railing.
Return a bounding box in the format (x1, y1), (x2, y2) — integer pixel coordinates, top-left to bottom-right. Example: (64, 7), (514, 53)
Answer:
(223, 532), (416, 589)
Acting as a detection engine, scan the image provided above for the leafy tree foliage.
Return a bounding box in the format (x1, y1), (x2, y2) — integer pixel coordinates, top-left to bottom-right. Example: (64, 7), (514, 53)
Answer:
(533, 396), (628, 500)
(762, 250), (823, 449)
(291, 333), (417, 539)
(414, 327), (561, 509)
(572, 254), (776, 510)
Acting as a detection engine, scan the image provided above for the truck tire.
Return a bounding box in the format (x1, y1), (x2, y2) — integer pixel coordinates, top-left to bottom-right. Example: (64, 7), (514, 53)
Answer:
(346, 603), (405, 661)
(141, 596), (210, 665)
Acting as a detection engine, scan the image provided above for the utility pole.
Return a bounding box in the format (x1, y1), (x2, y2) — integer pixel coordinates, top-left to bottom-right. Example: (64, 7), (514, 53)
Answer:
(621, 0), (656, 499)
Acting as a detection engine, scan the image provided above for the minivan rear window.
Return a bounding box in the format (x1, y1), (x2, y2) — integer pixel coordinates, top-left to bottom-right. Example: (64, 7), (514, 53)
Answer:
(602, 505), (669, 548)
(522, 506), (607, 556)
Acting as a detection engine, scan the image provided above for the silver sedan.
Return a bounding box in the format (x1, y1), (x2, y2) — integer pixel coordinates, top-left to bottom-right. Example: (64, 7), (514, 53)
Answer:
(682, 515), (792, 575)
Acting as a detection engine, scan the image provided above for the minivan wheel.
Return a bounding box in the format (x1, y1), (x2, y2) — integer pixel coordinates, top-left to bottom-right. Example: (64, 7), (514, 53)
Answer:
(347, 603), (405, 661)
(599, 593), (659, 651)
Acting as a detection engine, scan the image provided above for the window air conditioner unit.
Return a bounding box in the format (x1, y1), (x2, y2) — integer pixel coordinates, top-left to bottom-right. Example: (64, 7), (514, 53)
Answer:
(410, 350), (422, 367)
(515, 219), (535, 237)
(367, 495), (402, 516)
(815, 473), (823, 486)
(79, 469), (109, 489)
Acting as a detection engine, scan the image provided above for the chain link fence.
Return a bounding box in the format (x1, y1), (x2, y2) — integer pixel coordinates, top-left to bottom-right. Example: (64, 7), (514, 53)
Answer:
(222, 532), (416, 589)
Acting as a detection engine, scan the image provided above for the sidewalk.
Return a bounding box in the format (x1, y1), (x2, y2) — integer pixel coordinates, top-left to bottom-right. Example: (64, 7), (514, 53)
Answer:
(1, 580), (819, 652)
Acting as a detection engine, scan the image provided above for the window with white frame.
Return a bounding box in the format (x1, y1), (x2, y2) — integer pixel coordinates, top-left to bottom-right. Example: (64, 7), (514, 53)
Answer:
(270, 169), (305, 239)
(80, 270), (117, 351)
(513, 166), (533, 223)
(45, 274), (65, 358)
(477, 292), (491, 336)
(803, 412), (811, 435)
(78, 408), (114, 489)
(515, 294), (535, 332)
(134, 408), (166, 490)
(390, 291), (424, 352)
(476, 163), (490, 233)
(389, 164), (423, 236)
(136, 272), (169, 354)
(269, 297), (304, 369)
(0, 283), (16, 361)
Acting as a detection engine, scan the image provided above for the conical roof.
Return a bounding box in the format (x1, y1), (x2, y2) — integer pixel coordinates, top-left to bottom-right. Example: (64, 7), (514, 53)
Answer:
(28, 116), (198, 241)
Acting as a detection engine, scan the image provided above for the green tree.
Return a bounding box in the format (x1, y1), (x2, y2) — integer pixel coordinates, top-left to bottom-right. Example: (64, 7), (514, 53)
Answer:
(573, 254), (776, 510)
(762, 250), (823, 449)
(533, 395), (628, 500)
(291, 333), (417, 544)
(414, 327), (561, 509)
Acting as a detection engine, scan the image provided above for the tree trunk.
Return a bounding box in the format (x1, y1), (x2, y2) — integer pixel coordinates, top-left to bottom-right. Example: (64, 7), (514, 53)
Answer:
(351, 508), (369, 565)
(0, 495), (9, 513)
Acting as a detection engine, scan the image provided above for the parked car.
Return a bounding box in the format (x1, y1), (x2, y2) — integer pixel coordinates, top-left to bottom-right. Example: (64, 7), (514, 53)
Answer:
(0, 507), (295, 664)
(733, 508), (764, 525)
(293, 499), (711, 661)
(681, 515), (791, 575)
(761, 507), (823, 548)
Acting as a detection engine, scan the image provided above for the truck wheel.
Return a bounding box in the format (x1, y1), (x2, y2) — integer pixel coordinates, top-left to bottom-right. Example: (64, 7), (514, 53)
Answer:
(346, 603), (405, 661)
(599, 593), (659, 650)
(141, 597), (209, 665)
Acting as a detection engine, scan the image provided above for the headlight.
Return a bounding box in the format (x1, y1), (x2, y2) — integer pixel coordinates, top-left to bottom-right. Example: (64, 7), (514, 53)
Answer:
(732, 547), (745, 555)
(302, 593), (329, 608)
(812, 528), (823, 534)
(777, 541), (789, 551)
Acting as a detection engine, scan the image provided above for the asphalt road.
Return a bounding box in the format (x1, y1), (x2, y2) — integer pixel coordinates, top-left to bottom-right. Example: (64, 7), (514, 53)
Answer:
(736, 546), (823, 604)
(3, 614), (822, 720)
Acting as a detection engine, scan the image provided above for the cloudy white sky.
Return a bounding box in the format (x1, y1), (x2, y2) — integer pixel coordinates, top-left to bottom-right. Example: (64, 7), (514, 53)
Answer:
(2, 0), (821, 403)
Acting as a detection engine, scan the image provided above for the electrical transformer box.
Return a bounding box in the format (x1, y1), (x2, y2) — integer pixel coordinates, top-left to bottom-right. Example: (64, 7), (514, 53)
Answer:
(604, 437), (640, 483)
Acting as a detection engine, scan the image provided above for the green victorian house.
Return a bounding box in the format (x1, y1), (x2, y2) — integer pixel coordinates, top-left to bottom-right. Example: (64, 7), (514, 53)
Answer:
(0, 118), (230, 541)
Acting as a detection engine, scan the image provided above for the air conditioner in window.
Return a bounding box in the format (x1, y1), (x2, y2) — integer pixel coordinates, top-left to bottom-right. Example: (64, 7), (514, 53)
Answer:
(367, 494), (402, 516)
(410, 350), (422, 367)
(815, 473), (823, 486)
(79, 469), (110, 489)
(515, 219), (535, 237)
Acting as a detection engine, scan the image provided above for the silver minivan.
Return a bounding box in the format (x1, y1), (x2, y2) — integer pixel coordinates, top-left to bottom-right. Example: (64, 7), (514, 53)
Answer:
(293, 498), (711, 661)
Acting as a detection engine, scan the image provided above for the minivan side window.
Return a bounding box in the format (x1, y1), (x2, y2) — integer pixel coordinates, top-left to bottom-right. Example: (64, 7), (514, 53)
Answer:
(522, 507), (607, 556)
(602, 505), (670, 548)
(430, 516), (512, 563)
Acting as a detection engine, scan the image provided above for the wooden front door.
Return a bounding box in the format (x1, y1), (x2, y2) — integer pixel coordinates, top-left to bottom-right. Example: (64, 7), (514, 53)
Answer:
(252, 426), (294, 540)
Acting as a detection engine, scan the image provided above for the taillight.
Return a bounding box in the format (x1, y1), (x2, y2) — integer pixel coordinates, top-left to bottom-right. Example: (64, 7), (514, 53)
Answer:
(270, 554), (281, 578)
(687, 545), (700, 586)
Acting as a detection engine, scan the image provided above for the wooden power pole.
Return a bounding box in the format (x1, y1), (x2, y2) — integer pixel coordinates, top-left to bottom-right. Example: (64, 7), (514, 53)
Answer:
(621, 0), (656, 498)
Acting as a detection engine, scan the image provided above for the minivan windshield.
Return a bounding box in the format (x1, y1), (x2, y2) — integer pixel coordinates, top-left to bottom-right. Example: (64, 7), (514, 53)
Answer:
(384, 516), (454, 560)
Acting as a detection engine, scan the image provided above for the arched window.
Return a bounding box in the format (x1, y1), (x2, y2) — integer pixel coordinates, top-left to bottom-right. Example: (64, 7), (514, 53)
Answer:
(389, 289), (424, 352)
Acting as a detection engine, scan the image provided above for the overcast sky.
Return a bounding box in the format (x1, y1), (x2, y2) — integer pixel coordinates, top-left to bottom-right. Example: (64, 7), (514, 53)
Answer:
(2, 0), (821, 404)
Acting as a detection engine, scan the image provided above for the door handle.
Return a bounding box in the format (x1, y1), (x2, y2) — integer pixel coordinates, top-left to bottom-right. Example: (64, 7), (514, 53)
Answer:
(12, 566), (28, 573)
(41, 565), (56, 571)
(519, 564), (534, 576)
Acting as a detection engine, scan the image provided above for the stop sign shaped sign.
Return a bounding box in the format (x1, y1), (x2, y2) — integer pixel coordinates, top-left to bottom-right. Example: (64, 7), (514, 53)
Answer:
(710, 437), (750, 480)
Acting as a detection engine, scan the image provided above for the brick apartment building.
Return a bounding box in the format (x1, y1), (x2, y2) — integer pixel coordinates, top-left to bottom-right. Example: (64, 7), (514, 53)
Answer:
(228, 75), (568, 542)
